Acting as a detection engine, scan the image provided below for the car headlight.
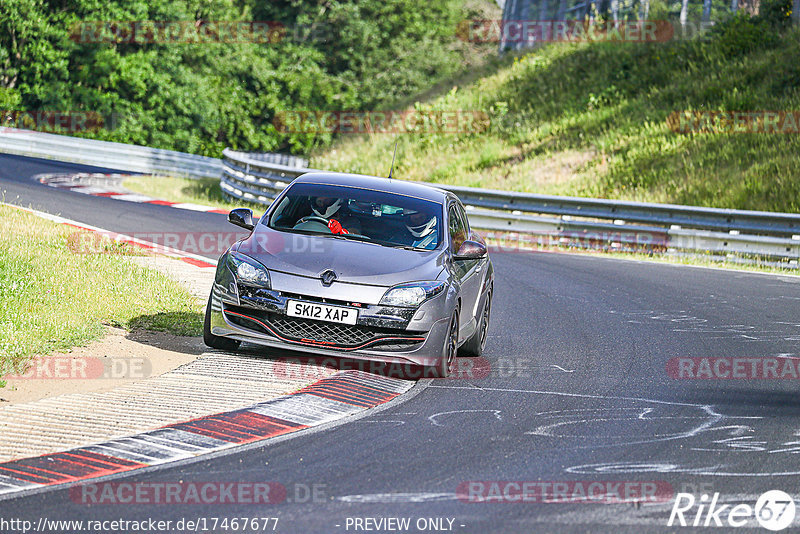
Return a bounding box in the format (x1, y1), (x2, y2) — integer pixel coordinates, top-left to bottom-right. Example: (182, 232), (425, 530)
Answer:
(227, 251), (271, 288)
(379, 281), (445, 307)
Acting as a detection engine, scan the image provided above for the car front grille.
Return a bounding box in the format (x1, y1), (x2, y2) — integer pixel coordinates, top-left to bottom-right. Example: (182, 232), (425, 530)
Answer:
(269, 315), (377, 346)
(224, 306), (424, 351)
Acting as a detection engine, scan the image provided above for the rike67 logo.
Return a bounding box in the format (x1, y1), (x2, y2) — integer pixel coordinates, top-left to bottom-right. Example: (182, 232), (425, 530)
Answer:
(668, 490), (796, 531)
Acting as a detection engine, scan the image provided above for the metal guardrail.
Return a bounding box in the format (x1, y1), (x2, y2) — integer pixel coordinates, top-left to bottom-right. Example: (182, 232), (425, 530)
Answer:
(438, 184), (800, 238)
(220, 149), (321, 204)
(222, 149), (800, 263)
(0, 129), (221, 178)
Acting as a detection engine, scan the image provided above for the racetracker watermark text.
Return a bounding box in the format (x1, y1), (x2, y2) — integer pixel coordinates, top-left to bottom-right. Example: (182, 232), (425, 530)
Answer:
(2, 356), (150, 380)
(66, 231), (327, 256)
(669, 111), (800, 134)
(1, 111), (123, 133)
(273, 110), (491, 135)
(69, 481), (326, 504)
(667, 356), (800, 379)
(71, 21), (285, 44)
(457, 480), (673, 503)
(273, 356), (490, 380)
(459, 19), (679, 43)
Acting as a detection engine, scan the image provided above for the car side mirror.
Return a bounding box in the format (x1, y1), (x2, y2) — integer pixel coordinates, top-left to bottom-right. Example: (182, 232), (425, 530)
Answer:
(228, 208), (254, 231)
(454, 240), (487, 260)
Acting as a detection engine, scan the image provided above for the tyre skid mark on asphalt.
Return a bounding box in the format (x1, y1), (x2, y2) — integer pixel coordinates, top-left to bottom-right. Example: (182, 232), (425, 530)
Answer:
(351, 412), (418, 427)
(337, 492), (460, 503)
(0, 371), (412, 498)
(427, 410), (504, 427)
(431, 384), (800, 477)
(616, 310), (800, 343)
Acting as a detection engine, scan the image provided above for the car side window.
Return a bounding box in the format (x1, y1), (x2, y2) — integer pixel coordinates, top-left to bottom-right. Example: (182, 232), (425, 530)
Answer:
(449, 205), (467, 253)
(456, 203), (470, 236)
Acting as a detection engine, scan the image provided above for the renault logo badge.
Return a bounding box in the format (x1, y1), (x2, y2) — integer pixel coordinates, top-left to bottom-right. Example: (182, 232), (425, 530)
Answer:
(320, 269), (337, 286)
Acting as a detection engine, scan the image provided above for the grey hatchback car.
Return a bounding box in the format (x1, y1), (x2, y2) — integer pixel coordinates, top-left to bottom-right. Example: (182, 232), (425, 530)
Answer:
(204, 172), (493, 377)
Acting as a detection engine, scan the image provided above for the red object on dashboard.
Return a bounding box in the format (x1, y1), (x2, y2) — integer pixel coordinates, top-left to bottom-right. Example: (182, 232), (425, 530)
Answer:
(328, 219), (349, 234)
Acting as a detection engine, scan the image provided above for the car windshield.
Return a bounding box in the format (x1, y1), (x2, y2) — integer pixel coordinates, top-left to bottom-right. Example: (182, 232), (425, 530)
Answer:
(267, 182), (442, 250)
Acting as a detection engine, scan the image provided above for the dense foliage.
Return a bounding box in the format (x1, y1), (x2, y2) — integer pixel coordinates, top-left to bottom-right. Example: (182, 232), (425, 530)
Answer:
(0, 0), (493, 155)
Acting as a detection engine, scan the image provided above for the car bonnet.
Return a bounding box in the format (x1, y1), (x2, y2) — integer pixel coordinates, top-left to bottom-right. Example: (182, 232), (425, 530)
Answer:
(235, 225), (446, 287)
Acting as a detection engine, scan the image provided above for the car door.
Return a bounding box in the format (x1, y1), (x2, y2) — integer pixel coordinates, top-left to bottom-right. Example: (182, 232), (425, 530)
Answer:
(448, 201), (482, 341)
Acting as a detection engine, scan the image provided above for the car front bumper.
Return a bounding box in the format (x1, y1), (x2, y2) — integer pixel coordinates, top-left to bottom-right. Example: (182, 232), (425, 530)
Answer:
(207, 287), (451, 368)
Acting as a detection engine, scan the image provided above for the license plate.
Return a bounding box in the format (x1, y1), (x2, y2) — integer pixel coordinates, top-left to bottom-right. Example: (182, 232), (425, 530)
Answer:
(286, 300), (358, 325)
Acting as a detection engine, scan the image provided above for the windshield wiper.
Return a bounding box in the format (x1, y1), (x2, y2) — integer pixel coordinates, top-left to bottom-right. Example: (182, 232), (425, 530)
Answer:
(327, 234), (387, 246)
(329, 233), (373, 242)
(330, 235), (420, 250)
(269, 227), (325, 237)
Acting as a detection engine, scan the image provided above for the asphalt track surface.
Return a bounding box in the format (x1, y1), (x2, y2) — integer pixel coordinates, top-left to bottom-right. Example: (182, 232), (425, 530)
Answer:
(2, 153), (800, 533)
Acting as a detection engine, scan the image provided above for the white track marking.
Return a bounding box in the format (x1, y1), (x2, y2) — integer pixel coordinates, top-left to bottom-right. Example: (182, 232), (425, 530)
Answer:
(429, 384), (800, 476)
(427, 409), (503, 427)
(337, 492), (459, 503)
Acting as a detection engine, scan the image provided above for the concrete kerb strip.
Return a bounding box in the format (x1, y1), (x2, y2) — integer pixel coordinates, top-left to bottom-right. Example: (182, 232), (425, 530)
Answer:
(37, 172), (232, 216)
(0, 370), (414, 498)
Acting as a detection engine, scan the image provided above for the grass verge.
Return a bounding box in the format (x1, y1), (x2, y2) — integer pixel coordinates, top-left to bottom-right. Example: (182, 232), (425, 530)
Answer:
(310, 21), (800, 213)
(0, 205), (203, 383)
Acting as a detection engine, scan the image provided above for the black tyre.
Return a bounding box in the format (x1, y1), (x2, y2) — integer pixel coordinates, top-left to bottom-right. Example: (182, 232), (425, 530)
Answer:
(203, 293), (241, 351)
(427, 312), (459, 378)
(459, 290), (491, 358)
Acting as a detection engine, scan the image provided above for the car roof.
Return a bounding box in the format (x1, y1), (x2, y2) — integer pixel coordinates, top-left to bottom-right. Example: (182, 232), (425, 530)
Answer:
(292, 172), (450, 204)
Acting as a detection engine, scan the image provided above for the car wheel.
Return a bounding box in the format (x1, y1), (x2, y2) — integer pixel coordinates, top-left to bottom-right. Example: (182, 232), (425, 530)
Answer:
(203, 292), (241, 351)
(459, 290), (491, 358)
(428, 312), (459, 378)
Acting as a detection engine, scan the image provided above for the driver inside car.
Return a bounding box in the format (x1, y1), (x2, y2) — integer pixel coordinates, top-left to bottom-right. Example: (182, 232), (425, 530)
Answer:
(401, 210), (438, 249)
(306, 196), (362, 235)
